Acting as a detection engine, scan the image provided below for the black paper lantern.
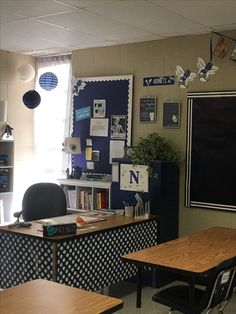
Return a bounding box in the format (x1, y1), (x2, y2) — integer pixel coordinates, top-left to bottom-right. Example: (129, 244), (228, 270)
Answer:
(22, 90), (41, 109)
(39, 72), (58, 91)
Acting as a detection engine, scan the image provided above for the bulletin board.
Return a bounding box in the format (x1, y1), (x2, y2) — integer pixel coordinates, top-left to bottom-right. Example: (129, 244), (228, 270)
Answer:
(72, 75), (133, 175)
(185, 90), (236, 212)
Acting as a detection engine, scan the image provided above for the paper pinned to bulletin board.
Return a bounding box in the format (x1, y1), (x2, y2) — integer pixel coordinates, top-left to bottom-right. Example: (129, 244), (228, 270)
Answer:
(72, 75), (133, 175)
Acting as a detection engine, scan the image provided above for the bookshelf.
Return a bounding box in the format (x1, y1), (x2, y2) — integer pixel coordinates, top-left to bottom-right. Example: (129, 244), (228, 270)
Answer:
(58, 178), (111, 211)
(0, 140), (14, 223)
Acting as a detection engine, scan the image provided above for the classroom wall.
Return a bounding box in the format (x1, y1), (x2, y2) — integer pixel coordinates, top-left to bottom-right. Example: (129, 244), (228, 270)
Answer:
(0, 50), (36, 208)
(1, 31), (236, 234)
(72, 31), (236, 236)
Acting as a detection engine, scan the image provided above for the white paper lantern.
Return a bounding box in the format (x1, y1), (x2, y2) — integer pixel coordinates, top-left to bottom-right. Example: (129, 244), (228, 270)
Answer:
(17, 64), (35, 82)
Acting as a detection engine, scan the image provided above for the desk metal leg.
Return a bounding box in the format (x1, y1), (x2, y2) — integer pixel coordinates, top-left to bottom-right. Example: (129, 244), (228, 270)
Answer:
(188, 275), (195, 312)
(136, 266), (143, 308)
(52, 242), (58, 282)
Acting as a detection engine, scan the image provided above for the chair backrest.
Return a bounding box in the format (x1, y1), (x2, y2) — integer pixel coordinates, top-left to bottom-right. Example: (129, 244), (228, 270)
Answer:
(22, 182), (67, 221)
(204, 256), (236, 311)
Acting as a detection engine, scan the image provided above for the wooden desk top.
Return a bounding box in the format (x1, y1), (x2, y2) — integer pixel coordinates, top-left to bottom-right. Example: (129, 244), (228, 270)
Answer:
(0, 214), (157, 241)
(123, 226), (236, 274)
(0, 279), (123, 314)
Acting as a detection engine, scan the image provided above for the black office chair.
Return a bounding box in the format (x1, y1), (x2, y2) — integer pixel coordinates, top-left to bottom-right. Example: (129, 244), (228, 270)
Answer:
(13, 182), (67, 223)
(152, 257), (236, 314)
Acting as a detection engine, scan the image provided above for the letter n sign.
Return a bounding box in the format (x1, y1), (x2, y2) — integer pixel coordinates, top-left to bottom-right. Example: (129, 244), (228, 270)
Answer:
(120, 164), (148, 192)
(129, 170), (139, 184)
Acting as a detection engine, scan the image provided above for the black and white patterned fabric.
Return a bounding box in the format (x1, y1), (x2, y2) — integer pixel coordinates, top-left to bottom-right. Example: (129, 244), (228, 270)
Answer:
(0, 234), (53, 288)
(0, 219), (157, 290)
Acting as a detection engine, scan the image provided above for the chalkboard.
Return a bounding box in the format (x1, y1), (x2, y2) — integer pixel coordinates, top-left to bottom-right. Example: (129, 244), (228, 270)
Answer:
(185, 91), (236, 211)
(72, 75), (133, 175)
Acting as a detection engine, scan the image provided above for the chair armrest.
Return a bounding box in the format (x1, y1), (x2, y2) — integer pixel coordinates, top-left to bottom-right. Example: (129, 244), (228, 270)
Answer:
(13, 211), (22, 220)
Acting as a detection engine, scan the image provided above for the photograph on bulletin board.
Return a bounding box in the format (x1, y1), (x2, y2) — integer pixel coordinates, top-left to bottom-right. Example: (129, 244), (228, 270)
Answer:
(139, 97), (156, 123)
(163, 101), (180, 128)
(92, 150), (100, 161)
(110, 115), (126, 139)
(93, 99), (106, 118)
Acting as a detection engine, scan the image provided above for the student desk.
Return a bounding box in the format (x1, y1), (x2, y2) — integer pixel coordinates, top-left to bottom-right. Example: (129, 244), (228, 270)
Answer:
(122, 226), (236, 308)
(0, 279), (123, 314)
(0, 215), (158, 290)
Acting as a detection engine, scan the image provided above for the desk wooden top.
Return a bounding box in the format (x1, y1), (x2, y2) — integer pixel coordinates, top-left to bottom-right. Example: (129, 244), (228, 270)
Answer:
(0, 214), (157, 241)
(123, 226), (236, 274)
(0, 279), (123, 314)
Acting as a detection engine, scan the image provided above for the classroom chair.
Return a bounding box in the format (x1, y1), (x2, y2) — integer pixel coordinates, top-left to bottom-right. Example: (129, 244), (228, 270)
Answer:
(152, 256), (236, 314)
(14, 182), (67, 222)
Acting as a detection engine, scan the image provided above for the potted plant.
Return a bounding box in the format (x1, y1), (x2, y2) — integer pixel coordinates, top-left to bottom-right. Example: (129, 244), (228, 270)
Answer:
(128, 132), (180, 175)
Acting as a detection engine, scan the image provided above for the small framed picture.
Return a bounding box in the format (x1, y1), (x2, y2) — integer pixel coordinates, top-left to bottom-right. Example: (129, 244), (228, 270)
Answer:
(213, 36), (233, 58)
(163, 101), (180, 128)
(93, 99), (106, 118)
(140, 97), (156, 122)
(124, 146), (134, 158)
(92, 150), (100, 161)
(110, 115), (126, 139)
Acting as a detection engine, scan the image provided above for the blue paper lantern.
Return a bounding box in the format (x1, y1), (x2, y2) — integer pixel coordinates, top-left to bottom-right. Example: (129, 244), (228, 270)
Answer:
(22, 90), (41, 109)
(39, 72), (58, 91)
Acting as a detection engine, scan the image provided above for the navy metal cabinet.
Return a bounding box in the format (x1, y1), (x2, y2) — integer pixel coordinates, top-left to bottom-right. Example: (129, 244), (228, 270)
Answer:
(111, 159), (179, 243)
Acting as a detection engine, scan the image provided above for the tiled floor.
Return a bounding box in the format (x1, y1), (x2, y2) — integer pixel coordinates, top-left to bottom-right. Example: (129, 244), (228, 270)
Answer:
(108, 281), (236, 314)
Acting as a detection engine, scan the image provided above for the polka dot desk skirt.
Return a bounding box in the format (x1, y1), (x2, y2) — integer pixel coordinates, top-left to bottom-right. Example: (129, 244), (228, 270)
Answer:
(0, 218), (158, 290)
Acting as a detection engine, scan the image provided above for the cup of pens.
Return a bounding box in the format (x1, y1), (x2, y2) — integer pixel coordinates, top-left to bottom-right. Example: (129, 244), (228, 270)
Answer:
(125, 205), (134, 217)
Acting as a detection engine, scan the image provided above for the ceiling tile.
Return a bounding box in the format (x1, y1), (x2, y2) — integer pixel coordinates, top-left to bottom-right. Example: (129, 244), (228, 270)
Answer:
(213, 23), (236, 32)
(0, 0), (235, 56)
(0, 18), (101, 43)
(0, 0), (73, 18)
(56, 0), (118, 9)
(151, 0), (236, 27)
(0, 9), (26, 23)
(0, 31), (65, 52)
(39, 10), (154, 40)
(86, 0), (209, 35)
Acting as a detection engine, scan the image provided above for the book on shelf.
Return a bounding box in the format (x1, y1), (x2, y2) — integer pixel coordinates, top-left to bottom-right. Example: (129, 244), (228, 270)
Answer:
(96, 191), (108, 209)
(80, 190), (85, 210)
(88, 193), (92, 210)
(80, 190), (92, 211)
(68, 189), (76, 209)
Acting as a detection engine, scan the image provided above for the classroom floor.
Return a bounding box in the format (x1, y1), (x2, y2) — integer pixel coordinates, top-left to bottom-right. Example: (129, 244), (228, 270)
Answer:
(108, 281), (236, 314)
